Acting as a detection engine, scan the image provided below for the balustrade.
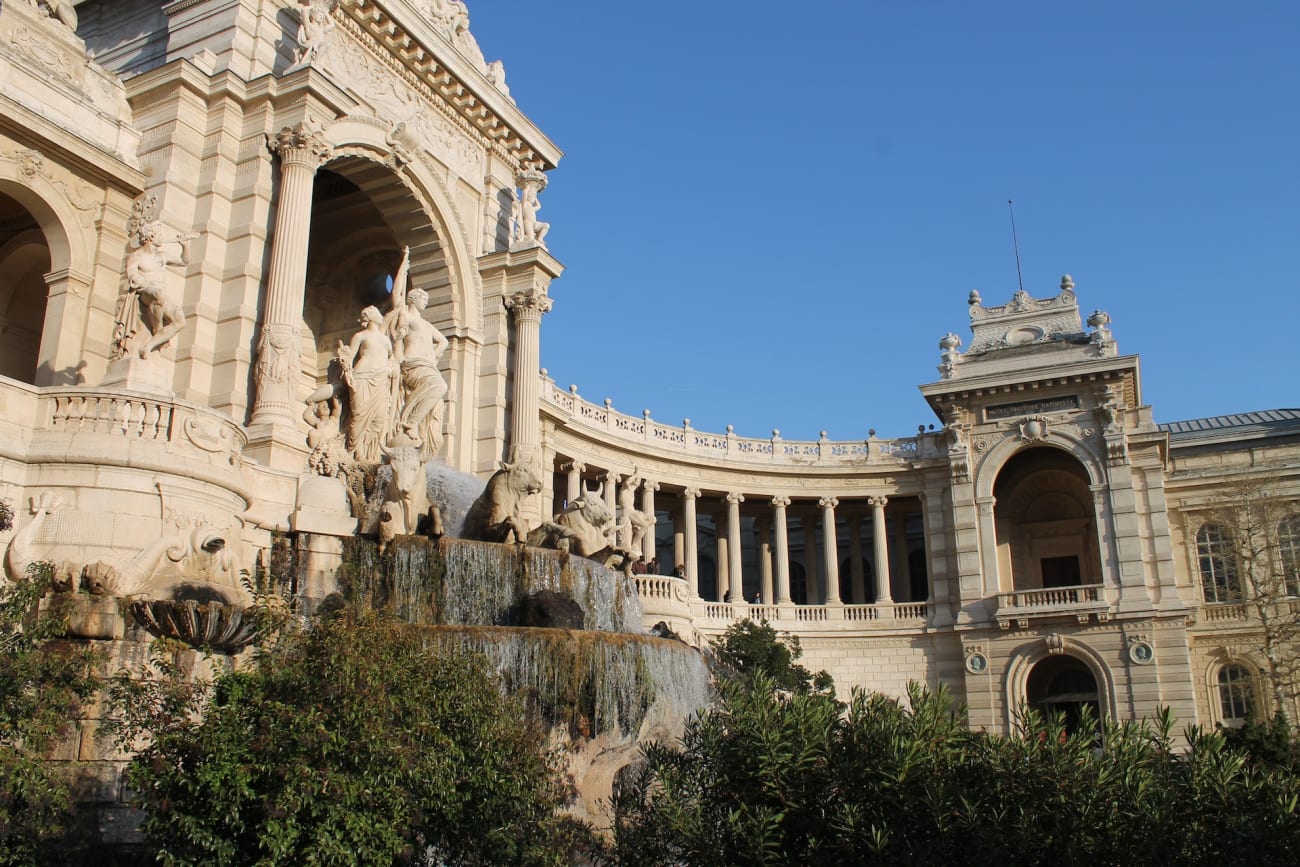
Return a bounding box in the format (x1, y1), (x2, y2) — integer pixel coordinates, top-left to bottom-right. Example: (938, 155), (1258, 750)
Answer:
(542, 377), (939, 467)
(37, 387), (247, 464)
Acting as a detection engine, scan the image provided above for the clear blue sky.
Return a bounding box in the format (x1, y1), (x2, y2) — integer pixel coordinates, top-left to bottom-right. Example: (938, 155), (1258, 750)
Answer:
(469, 1), (1298, 442)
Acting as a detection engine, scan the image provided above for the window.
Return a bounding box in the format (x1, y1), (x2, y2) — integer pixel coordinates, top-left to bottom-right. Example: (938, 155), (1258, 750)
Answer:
(1197, 524), (1240, 603)
(1279, 515), (1300, 597)
(1217, 664), (1256, 724)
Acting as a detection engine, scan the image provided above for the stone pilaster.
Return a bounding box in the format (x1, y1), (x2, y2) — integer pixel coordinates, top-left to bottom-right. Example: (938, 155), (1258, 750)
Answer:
(849, 512), (866, 603)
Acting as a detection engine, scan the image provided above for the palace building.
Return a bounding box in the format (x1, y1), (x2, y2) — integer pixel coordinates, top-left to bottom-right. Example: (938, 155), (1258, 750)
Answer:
(1, 0), (1297, 756)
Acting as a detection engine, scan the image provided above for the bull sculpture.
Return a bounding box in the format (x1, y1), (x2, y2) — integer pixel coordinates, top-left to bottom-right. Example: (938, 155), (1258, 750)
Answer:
(377, 443), (442, 554)
(528, 494), (640, 574)
(460, 459), (542, 544)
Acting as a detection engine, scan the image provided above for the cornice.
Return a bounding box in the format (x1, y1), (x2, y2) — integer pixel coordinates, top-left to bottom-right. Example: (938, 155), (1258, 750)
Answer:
(343, 1), (563, 170)
(0, 93), (145, 193)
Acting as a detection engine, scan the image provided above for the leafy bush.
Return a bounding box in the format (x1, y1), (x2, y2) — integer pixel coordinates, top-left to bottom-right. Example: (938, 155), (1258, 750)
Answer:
(711, 619), (832, 695)
(610, 674), (1300, 865)
(111, 608), (583, 866)
(0, 563), (102, 866)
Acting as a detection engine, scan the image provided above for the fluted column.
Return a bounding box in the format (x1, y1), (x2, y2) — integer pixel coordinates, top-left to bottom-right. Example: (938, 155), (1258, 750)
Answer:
(726, 492), (745, 603)
(872, 495), (893, 604)
(772, 497), (792, 603)
(641, 480), (659, 562)
(506, 288), (553, 468)
(849, 513), (866, 603)
(757, 515), (773, 604)
(682, 488), (700, 598)
(251, 121), (332, 427)
(563, 460), (585, 503)
(820, 497), (841, 604)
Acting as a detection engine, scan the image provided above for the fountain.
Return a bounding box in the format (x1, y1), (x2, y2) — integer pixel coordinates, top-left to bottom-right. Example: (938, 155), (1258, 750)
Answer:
(313, 459), (713, 823)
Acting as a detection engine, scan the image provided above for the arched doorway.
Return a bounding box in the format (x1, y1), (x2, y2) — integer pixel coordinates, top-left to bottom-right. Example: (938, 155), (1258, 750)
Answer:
(993, 447), (1101, 592)
(1027, 654), (1100, 736)
(0, 191), (51, 384)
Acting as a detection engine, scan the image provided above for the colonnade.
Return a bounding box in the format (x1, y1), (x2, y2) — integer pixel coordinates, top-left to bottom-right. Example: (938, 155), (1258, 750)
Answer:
(557, 460), (917, 607)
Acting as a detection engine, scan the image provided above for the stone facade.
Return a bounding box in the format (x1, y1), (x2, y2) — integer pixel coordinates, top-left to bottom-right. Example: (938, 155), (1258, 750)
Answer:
(1, 1), (1297, 766)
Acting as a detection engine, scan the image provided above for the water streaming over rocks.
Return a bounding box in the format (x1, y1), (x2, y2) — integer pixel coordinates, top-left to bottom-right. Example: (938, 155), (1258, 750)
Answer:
(336, 462), (714, 822)
(340, 536), (643, 632)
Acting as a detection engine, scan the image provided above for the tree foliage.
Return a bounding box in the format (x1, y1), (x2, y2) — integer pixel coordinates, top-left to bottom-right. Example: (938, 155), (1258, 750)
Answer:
(711, 619), (832, 695)
(110, 608), (581, 866)
(1198, 476), (1300, 722)
(610, 674), (1300, 866)
(0, 562), (103, 866)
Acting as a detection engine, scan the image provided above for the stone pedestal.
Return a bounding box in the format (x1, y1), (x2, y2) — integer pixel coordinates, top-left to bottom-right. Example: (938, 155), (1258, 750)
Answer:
(100, 355), (173, 395)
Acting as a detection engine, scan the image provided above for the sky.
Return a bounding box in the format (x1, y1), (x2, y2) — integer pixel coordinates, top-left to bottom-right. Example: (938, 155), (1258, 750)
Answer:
(467, 1), (1298, 442)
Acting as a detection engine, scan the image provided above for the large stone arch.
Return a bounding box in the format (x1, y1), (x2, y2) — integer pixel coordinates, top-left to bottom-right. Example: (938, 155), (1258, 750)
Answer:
(1004, 635), (1117, 730)
(0, 169), (96, 385)
(974, 429), (1106, 501)
(324, 119), (479, 335)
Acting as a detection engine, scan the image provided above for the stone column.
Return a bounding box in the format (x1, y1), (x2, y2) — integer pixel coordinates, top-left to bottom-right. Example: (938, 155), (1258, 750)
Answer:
(641, 480), (658, 562)
(601, 471), (618, 520)
(672, 506), (685, 575)
(871, 495), (893, 604)
(250, 121), (332, 430)
(820, 497), (841, 604)
(726, 492), (745, 603)
(714, 510), (729, 602)
(682, 488), (700, 598)
(849, 512), (866, 603)
(757, 515), (773, 604)
(563, 460), (585, 504)
(772, 496), (792, 604)
(505, 288), (553, 472)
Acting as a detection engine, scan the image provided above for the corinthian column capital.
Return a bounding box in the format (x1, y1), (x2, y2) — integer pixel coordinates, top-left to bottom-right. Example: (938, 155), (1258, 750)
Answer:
(269, 120), (333, 168)
(506, 288), (554, 320)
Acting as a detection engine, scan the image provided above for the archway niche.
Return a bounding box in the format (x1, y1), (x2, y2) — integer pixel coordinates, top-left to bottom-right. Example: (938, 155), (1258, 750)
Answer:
(0, 191), (52, 384)
(993, 447), (1100, 592)
(300, 157), (455, 436)
(1026, 654), (1101, 737)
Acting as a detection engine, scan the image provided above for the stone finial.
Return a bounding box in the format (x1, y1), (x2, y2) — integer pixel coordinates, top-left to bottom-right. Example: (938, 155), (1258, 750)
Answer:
(939, 332), (962, 351)
(1087, 309), (1111, 329)
(968, 290), (982, 306)
(1061, 274), (1075, 291)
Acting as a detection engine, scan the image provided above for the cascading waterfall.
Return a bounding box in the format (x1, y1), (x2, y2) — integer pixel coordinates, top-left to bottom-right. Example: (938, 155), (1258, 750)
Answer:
(334, 457), (713, 823)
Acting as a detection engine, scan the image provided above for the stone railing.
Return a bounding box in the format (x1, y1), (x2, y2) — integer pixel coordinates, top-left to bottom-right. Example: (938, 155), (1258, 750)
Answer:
(541, 376), (942, 467)
(683, 599), (931, 631)
(1200, 603), (1248, 622)
(994, 583), (1109, 628)
(36, 387), (248, 468)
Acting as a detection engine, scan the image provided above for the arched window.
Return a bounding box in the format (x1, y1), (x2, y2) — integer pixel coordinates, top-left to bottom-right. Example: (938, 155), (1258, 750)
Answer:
(1217, 664), (1256, 725)
(1278, 515), (1300, 598)
(1197, 524), (1240, 603)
